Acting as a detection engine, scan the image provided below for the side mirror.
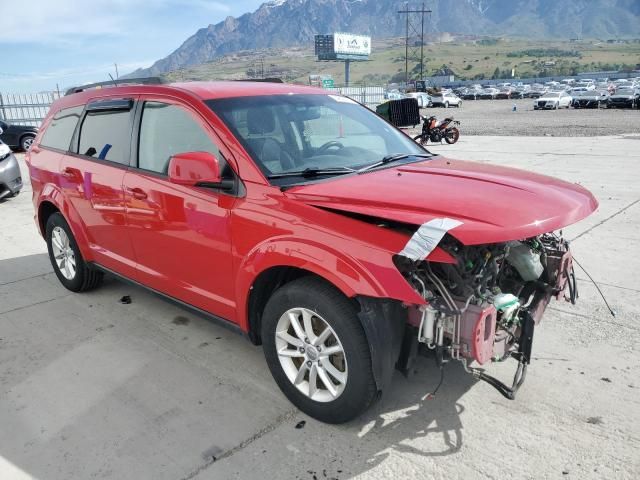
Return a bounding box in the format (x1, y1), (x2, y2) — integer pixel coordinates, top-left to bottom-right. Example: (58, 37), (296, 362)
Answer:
(168, 151), (233, 191)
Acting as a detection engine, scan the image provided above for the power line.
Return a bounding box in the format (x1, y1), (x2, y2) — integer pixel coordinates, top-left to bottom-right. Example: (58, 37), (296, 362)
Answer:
(398, 2), (432, 85)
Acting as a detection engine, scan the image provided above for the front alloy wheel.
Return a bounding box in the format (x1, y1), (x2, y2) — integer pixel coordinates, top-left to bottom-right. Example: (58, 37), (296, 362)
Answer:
(275, 307), (348, 402)
(262, 277), (377, 423)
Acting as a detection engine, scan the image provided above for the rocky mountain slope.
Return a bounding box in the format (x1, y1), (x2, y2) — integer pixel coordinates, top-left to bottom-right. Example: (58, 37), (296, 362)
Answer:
(129, 0), (640, 77)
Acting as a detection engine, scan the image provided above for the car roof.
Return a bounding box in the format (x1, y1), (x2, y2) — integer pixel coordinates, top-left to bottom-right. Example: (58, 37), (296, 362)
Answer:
(51, 81), (328, 111)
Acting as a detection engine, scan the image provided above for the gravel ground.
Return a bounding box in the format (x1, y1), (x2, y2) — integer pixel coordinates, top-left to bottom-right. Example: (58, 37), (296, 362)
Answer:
(411, 98), (640, 137)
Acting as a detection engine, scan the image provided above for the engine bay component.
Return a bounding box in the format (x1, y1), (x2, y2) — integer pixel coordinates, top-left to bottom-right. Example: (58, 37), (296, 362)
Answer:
(396, 231), (578, 399)
(506, 241), (544, 281)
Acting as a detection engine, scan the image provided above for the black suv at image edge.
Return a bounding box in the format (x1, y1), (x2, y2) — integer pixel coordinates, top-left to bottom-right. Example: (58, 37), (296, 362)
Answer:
(0, 120), (38, 151)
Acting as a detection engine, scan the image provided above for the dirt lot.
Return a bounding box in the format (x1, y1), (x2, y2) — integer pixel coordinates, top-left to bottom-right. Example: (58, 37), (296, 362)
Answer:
(1, 137), (639, 480)
(416, 98), (640, 137)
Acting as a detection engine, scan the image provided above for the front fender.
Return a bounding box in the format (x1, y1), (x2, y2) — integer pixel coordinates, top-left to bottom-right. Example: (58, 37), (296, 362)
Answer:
(37, 183), (93, 262)
(235, 236), (425, 331)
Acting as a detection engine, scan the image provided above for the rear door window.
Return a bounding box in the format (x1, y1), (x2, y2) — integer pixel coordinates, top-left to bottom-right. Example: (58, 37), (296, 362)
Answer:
(40, 106), (84, 151)
(77, 105), (133, 165)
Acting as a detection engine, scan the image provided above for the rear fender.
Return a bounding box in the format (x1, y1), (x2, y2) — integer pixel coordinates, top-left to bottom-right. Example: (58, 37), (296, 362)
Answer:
(235, 237), (425, 331)
(37, 183), (93, 261)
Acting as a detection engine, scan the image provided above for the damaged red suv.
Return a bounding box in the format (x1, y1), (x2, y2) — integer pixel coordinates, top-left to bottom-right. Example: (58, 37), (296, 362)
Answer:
(26, 80), (597, 423)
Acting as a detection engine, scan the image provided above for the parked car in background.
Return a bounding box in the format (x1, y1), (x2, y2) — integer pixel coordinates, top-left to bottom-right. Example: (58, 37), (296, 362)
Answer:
(496, 88), (515, 99)
(479, 88), (500, 100)
(0, 120), (38, 151)
(0, 138), (23, 199)
(430, 91), (462, 108)
(571, 90), (609, 108)
(534, 91), (572, 110)
(406, 92), (432, 108)
(384, 89), (406, 101)
(607, 86), (639, 108)
(462, 90), (480, 100)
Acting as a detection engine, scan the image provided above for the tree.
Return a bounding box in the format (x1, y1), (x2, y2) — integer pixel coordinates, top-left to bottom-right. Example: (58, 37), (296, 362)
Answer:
(491, 67), (501, 79)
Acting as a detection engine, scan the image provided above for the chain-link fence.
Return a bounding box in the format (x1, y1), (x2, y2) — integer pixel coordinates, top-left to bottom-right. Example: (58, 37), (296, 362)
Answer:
(0, 92), (61, 127)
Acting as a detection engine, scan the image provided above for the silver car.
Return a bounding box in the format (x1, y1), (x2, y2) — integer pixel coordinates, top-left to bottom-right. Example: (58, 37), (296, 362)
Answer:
(0, 138), (22, 199)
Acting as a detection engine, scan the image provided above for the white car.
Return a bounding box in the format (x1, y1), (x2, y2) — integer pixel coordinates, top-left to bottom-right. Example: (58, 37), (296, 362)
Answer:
(533, 91), (572, 110)
(406, 92), (432, 108)
(431, 91), (462, 108)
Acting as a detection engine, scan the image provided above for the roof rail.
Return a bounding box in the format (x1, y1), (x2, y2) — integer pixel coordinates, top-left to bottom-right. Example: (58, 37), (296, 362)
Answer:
(64, 77), (164, 96)
(235, 78), (284, 83)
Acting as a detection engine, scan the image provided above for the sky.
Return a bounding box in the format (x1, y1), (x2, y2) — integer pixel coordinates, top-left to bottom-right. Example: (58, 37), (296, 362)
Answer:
(0, 0), (266, 93)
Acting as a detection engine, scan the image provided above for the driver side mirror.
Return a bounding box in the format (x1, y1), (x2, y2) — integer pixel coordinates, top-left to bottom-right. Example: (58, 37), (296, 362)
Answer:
(168, 151), (233, 191)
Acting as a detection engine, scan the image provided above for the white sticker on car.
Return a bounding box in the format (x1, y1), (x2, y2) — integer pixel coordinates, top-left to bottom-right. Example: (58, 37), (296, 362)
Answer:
(399, 218), (463, 261)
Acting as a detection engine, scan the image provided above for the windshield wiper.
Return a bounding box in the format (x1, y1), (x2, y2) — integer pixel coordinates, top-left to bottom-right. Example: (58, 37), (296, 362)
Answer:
(357, 153), (433, 173)
(267, 167), (356, 179)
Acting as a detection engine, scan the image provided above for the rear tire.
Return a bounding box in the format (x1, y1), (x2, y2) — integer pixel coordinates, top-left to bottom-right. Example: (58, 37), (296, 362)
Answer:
(445, 127), (460, 144)
(46, 212), (103, 292)
(261, 277), (377, 424)
(20, 134), (35, 151)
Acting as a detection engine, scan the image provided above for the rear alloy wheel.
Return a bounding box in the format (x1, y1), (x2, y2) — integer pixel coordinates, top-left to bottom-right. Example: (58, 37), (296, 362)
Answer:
(46, 213), (103, 292)
(20, 135), (35, 151)
(262, 277), (376, 423)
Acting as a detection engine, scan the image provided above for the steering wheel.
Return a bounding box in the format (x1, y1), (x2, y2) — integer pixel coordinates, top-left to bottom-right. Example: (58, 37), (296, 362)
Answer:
(317, 141), (344, 154)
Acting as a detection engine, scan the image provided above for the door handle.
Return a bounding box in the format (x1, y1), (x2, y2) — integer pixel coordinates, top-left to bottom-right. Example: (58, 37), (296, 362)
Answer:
(126, 187), (148, 200)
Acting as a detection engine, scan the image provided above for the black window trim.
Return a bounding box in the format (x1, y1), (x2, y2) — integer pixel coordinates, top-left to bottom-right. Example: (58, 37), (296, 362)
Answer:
(71, 97), (137, 167)
(130, 98), (245, 197)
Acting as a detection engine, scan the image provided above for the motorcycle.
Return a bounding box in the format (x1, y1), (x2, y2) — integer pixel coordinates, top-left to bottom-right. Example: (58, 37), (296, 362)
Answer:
(413, 115), (460, 145)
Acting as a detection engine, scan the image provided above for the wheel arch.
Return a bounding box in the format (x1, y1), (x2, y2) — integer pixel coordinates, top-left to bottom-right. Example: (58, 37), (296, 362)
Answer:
(247, 265), (408, 395)
(18, 132), (36, 149)
(36, 189), (93, 261)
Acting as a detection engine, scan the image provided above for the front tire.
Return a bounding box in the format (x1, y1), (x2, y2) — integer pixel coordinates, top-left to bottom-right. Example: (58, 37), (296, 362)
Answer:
(262, 277), (377, 424)
(413, 133), (428, 145)
(46, 213), (103, 292)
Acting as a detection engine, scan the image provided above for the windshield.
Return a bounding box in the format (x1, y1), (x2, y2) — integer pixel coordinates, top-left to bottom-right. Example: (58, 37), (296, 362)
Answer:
(545, 92), (561, 98)
(206, 94), (427, 184)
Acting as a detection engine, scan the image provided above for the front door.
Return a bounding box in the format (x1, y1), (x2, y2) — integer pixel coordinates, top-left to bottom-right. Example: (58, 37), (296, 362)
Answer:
(123, 99), (237, 321)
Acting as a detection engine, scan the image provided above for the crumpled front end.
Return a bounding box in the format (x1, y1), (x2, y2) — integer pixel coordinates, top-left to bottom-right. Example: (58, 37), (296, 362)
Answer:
(395, 223), (578, 399)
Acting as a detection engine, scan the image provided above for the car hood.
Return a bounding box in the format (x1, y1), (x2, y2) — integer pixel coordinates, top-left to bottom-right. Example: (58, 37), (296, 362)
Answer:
(286, 158), (598, 246)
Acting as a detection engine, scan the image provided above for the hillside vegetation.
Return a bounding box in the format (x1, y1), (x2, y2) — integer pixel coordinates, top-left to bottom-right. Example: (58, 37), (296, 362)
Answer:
(163, 37), (640, 85)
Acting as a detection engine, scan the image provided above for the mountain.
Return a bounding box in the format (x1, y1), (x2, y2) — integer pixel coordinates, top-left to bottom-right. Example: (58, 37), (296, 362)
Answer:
(129, 0), (640, 77)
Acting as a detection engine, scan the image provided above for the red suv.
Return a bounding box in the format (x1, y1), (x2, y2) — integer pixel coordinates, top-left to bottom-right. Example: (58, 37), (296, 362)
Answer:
(26, 80), (597, 423)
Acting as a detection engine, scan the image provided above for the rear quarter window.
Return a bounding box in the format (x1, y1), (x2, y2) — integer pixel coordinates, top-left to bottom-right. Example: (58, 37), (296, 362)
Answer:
(40, 106), (84, 151)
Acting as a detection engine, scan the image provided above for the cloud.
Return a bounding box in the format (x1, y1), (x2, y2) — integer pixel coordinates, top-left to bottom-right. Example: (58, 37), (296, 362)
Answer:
(0, 0), (231, 44)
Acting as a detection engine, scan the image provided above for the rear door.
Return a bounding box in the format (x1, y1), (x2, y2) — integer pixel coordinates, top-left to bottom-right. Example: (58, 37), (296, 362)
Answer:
(59, 98), (138, 277)
(123, 97), (237, 321)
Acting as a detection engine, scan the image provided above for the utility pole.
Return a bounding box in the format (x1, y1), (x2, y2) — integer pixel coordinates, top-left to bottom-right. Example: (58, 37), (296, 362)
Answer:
(398, 2), (432, 86)
(114, 63), (119, 79)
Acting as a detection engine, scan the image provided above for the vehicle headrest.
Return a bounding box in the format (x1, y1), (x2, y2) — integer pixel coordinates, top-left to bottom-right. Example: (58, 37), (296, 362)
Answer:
(247, 108), (276, 135)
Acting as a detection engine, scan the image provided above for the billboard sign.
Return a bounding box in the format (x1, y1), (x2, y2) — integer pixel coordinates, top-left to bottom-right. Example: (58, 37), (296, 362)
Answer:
(333, 33), (371, 57)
